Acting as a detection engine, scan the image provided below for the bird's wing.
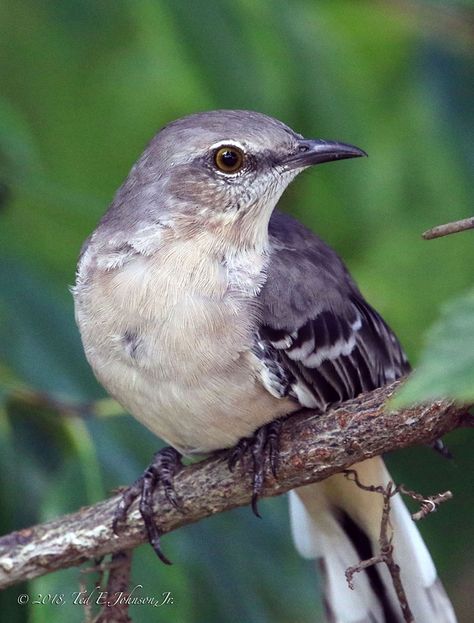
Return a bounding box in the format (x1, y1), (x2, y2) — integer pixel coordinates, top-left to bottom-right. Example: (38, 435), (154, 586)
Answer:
(255, 212), (409, 411)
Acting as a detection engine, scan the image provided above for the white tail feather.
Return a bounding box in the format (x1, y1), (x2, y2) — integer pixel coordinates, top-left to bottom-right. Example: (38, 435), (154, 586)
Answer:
(289, 457), (457, 622)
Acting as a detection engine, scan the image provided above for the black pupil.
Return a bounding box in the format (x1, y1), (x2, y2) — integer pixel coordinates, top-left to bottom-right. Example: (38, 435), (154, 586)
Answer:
(221, 150), (239, 168)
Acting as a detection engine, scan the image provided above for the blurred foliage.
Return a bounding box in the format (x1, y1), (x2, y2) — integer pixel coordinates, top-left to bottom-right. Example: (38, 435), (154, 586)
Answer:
(395, 287), (474, 405)
(0, 0), (472, 622)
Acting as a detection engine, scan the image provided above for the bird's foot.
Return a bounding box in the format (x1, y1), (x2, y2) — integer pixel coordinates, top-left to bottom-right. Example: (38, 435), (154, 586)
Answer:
(112, 447), (183, 565)
(228, 419), (283, 518)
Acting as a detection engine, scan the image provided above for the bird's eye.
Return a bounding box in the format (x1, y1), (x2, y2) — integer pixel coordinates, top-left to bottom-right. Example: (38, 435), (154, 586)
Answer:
(214, 146), (244, 174)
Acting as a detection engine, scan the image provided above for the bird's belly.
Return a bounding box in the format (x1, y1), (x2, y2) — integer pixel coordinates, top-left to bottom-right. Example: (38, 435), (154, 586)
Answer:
(97, 351), (288, 454)
(75, 251), (288, 453)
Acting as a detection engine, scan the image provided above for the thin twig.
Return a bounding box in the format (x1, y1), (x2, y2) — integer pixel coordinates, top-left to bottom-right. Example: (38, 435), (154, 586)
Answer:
(79, 557), (108, 623)
(344, 471), (415, 623)
(80, 573), (95, 623)
(399, 486), (453, 521)
(8, 387), (94, 418)
(422, 216), (474, 240)
(93, 551), (133, 623)
(343, 469), (455, 623)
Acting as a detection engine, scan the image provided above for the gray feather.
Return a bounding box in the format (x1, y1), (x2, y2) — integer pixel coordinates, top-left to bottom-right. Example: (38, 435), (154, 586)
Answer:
(256, 211), (409, 410)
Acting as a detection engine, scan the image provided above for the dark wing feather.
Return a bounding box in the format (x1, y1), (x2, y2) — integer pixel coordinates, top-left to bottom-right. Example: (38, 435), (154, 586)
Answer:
(255, 212), (409, 411)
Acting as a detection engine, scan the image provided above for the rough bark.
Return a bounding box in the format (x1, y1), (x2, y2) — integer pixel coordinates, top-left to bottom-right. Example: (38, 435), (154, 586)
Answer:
(0, 380), (469, 590)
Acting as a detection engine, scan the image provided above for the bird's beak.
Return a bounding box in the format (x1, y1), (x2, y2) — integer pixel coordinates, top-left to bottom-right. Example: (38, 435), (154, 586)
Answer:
(283, 139), (367, 170)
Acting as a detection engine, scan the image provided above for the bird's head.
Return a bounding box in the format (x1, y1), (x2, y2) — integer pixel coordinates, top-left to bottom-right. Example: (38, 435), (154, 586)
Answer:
(101, 110), (366, 252)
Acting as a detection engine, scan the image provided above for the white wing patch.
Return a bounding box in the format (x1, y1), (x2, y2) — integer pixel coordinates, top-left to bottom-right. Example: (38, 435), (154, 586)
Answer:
(252, 340), (294, 399)
(300, 333), (357, 368)
(292, 382), (318, 408)
(257, 297), (409, 412)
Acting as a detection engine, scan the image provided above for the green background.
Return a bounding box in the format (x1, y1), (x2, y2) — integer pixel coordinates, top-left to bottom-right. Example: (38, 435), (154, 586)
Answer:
(0, 1), (472, 621)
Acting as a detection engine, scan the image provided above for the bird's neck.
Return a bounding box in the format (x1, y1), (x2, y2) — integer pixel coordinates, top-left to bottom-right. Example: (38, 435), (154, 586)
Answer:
(76, 217), (270, 304)
(160, 225), (270, 298)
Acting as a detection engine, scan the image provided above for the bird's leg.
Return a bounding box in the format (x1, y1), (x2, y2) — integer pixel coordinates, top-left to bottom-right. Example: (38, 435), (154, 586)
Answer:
(112, 447), (183, 565)
(228, 419), (283, 518)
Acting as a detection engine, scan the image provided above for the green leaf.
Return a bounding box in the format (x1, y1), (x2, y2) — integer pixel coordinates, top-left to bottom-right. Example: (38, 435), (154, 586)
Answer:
(393, 287), (474, 406)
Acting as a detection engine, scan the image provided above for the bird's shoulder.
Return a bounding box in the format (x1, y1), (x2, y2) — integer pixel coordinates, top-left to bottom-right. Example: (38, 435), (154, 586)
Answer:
(262, 211), (357, 328)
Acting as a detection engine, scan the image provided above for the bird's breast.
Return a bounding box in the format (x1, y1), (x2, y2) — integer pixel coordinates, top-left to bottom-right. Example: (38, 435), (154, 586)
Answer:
(77, 241), (263, 373)
(73, 239), (281, 451)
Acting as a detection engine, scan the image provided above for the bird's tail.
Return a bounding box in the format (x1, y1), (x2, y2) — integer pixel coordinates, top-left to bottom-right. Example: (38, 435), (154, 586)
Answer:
(289, 457), (457, 622)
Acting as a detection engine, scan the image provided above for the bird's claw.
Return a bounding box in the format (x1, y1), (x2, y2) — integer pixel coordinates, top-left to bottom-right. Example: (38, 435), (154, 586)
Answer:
(112, 446), (183, 565)
(228, 419), (283, 517)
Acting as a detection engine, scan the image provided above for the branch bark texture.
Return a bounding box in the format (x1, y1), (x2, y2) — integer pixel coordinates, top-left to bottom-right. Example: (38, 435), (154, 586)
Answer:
(0, 380), (468, 589)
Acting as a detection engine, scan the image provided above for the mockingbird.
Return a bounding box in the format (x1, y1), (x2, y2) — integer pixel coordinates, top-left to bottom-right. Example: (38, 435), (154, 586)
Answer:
(73, 110), (456, 622)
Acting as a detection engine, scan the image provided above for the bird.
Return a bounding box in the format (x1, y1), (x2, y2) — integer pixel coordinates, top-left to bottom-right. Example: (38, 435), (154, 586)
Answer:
(73, 110), (457, 622)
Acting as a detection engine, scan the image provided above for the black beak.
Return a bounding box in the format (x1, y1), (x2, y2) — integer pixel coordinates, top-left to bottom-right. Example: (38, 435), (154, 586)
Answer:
(283, 139), (367, 170)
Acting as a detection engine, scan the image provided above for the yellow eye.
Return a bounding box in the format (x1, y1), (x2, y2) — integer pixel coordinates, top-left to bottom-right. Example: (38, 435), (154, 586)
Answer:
(214, 146), (244, 174)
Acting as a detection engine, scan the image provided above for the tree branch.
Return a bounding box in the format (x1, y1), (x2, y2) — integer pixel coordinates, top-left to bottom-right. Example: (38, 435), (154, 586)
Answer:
(0, 380), (469, 590)
(422, 216), (474, 240)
